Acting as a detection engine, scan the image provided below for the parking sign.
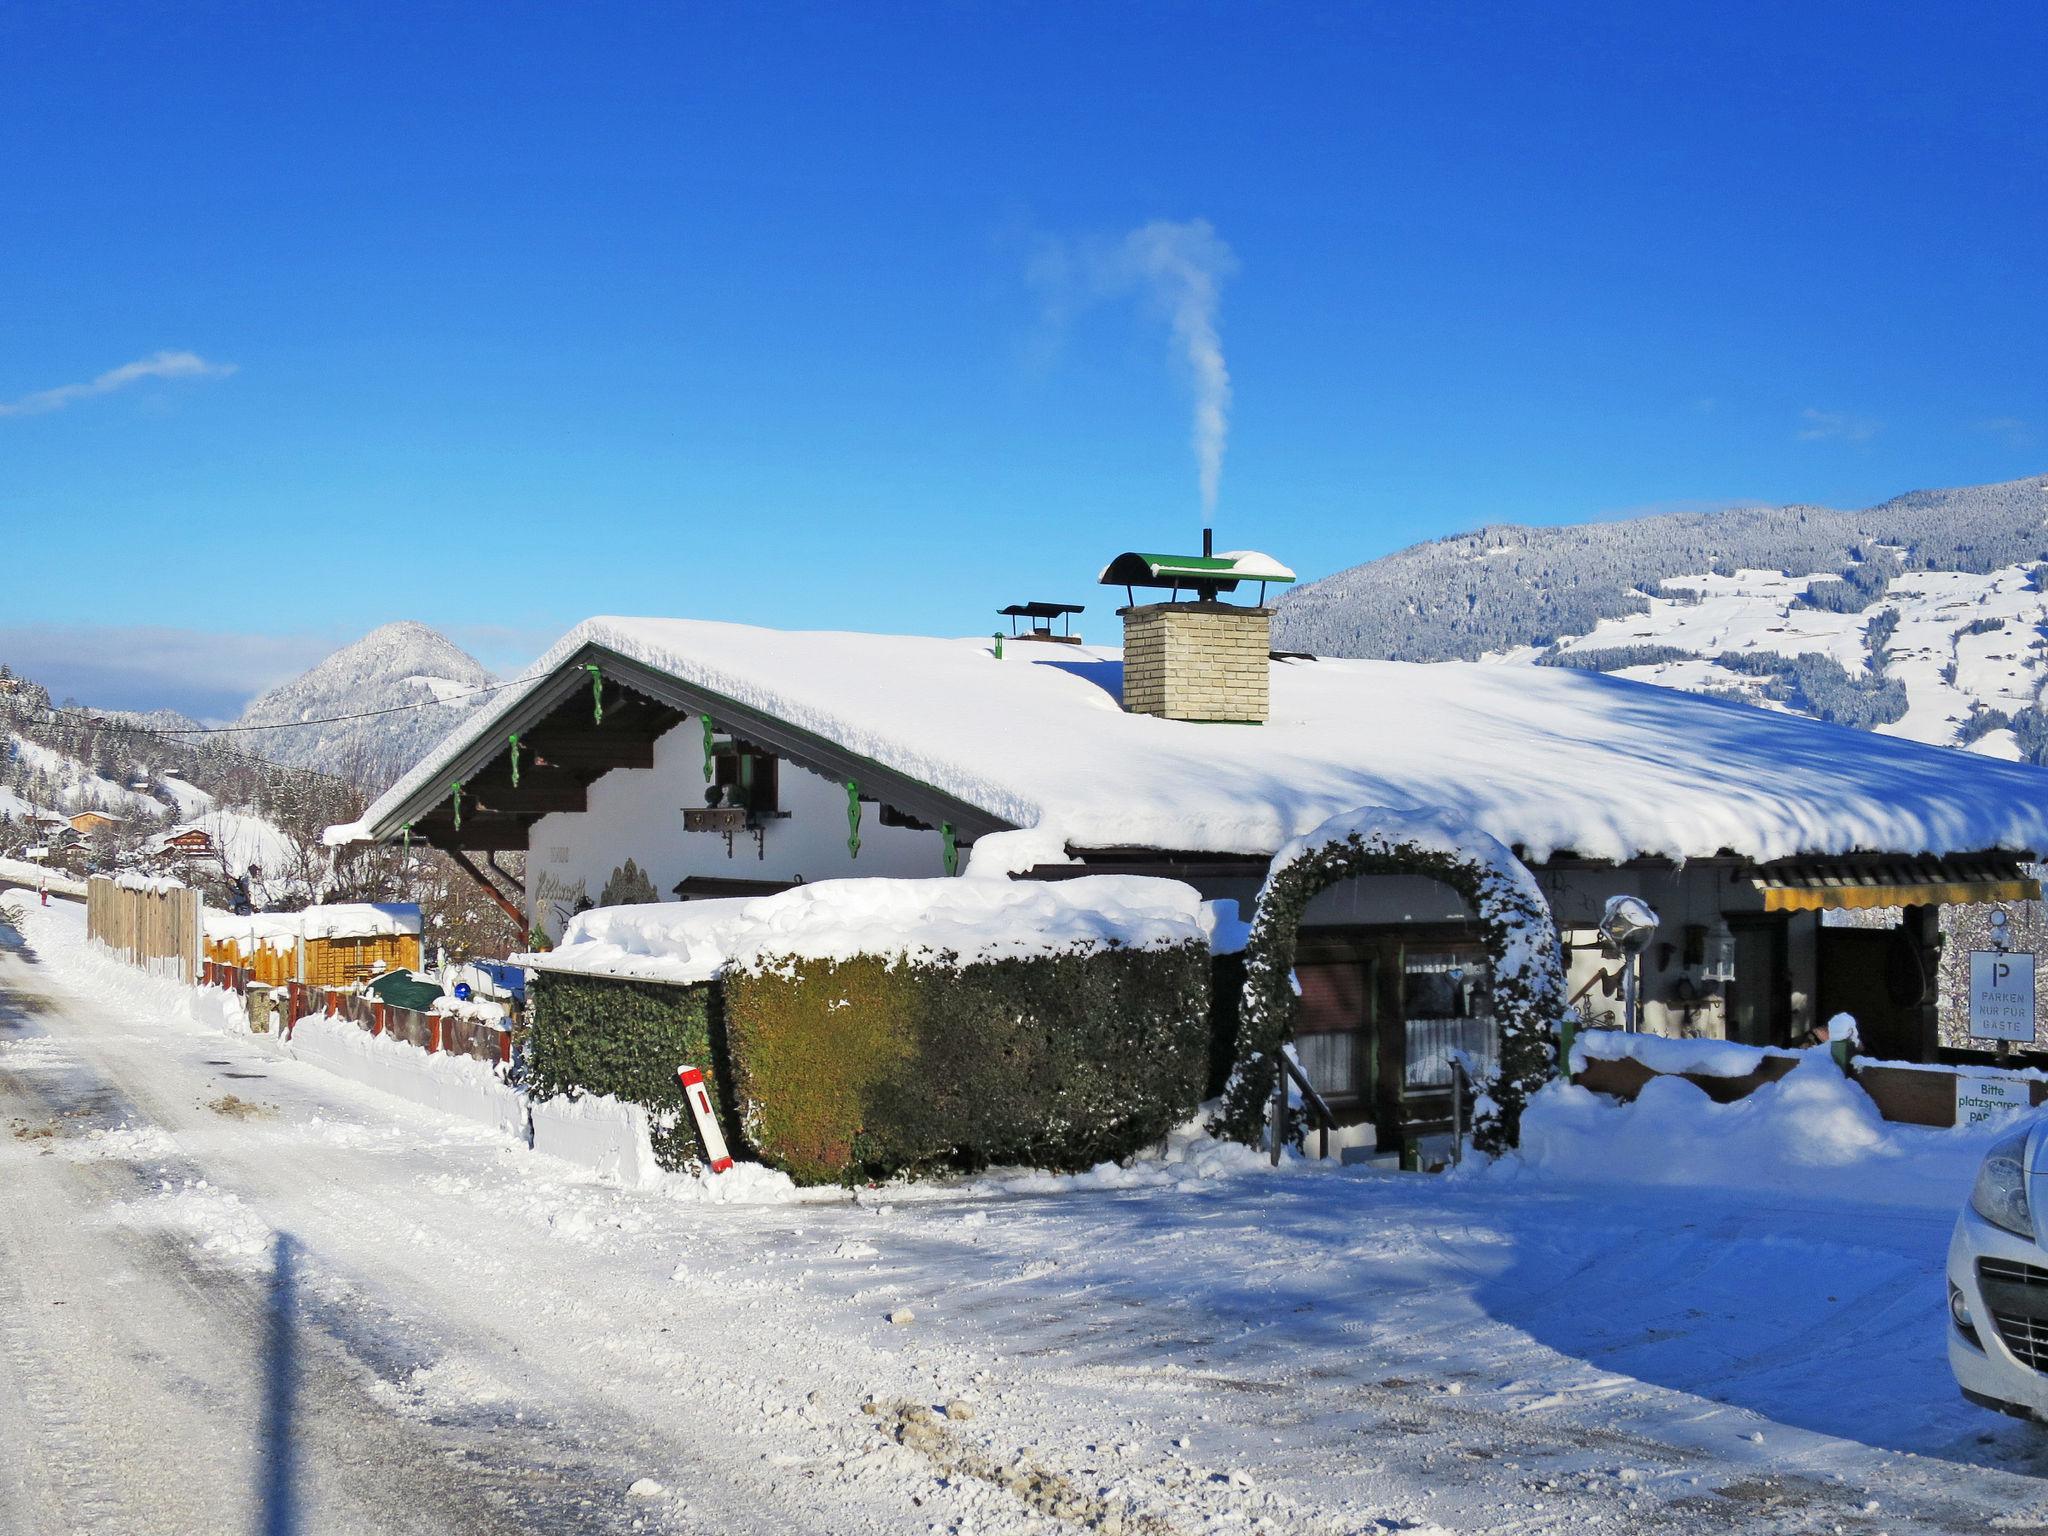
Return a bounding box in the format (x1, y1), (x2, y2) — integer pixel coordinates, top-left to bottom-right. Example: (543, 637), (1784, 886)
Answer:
(1969, 950), (2037, 1043)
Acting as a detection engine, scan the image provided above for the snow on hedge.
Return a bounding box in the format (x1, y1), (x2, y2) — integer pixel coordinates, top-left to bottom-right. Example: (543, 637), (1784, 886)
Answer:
(338, 615), (2048, 864)
(519, 874), (1207, 985)
(204, 902), (422, 947)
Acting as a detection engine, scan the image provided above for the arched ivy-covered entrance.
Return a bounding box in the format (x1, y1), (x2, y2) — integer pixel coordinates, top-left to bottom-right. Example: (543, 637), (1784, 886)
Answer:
(1215, 807), (1567, 1155)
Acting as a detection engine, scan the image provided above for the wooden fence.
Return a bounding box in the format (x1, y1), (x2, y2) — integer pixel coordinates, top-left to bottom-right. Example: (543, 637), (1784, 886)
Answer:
(86, 877), (201, 985)
(197, 966), (512, 1066)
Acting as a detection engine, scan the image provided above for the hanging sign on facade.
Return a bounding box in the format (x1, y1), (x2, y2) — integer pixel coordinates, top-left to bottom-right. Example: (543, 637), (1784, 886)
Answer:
(1968, 949), (2037, 1043)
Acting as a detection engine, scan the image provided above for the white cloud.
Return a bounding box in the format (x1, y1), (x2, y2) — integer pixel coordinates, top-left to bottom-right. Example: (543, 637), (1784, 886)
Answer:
(0, 350), (236, 418)
(1031, 219), (1240, 514)
(1795, 408), (1880, 444)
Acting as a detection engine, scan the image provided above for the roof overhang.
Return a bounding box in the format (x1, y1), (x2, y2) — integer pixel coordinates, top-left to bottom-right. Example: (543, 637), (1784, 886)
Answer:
(357, 641), (1017, 853)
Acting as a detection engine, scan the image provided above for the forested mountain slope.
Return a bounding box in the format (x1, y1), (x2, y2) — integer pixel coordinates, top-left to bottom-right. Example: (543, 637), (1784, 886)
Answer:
(1273, 475), (2048, 662)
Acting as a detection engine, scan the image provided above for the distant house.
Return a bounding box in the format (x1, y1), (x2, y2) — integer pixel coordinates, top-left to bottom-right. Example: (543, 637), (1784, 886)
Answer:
(330, 549), (2048, 1159)
(152, 827), (216, 862)
(68, 810), (125, 835)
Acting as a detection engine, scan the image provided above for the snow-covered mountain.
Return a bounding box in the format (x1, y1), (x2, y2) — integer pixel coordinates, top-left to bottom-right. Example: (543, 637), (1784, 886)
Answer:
(1272, 473), (2048, 763)
(1518, 559), (2048, 761)
(229, 621), (497, 788)
(1274, 474), (2048, 662)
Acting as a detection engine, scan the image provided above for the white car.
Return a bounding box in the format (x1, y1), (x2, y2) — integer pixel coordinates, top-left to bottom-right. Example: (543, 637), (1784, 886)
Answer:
(1951, 1116), (2048, 1420)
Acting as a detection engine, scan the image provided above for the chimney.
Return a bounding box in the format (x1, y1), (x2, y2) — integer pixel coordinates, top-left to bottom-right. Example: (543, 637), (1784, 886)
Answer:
(1098, 543), (1296, 724)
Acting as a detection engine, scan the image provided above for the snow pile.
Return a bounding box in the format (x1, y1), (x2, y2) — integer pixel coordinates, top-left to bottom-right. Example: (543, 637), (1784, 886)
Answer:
(113, 872), (187, 894)
(1571, 1028), (1802, 1078)
(204, 902), (421, 947)
(1514, 1052), (2020, 1208)
(521, 874), (1207, 985)
(342, 614), (2048, 864)
(0, 856), (86, 896)
(107, 1182), (275, 1272)
(428, 995), (508, 1024)
(973, 1116), (1286, 1197)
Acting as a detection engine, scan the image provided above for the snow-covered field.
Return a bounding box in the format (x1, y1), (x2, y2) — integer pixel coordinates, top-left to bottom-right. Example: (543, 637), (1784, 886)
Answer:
(1520, 560), (2048, 757)
(6, 895), (2048, 1533)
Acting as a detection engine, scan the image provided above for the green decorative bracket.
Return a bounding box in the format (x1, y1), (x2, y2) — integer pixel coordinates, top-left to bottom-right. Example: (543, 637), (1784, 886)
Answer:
(702, 714), (716, 781)
(508, 732), (521, 788)
(585, 664), (604, 724)
(451, 782), (463, 831)
(845, 780), (862, 860)
(402, 822), (412, 850)
(941, 821), (958, 877)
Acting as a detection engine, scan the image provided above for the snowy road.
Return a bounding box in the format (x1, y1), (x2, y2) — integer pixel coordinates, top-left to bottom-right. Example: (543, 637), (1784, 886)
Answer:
(5, 894), (2048, 1534)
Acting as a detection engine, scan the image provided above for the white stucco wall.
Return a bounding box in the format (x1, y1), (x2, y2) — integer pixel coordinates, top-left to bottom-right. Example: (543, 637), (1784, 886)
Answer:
(527, 717), (952, 938)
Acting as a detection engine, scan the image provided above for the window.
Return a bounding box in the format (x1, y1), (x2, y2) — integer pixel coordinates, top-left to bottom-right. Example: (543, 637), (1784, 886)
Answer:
(1293, 959), (1375, 1102)
(1402, 945), (1497, 1089)
(706, 749), (779, 816)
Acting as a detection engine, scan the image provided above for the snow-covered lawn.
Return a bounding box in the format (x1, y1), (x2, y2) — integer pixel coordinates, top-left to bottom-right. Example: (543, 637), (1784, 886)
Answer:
(6, 894), (2048, 1532)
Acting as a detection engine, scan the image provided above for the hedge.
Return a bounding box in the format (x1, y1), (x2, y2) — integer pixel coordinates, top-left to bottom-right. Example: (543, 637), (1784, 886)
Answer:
(723, 941), (1212, 1185)
(525, 970), (733, 1171)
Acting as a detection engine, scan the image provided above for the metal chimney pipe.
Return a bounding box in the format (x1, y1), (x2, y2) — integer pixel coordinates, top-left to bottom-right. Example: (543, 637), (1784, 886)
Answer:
(1202, 526), (1213, 557)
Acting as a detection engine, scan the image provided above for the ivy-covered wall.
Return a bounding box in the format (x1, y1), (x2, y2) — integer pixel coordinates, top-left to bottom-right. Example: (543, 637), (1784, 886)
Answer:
(525, 970), (731, 1170)
(724, 941), (1212, 1185)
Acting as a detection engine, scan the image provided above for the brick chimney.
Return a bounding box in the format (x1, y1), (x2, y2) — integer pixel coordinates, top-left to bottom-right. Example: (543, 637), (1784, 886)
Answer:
(1119, 602), (1272, 722)
(1100, 532), (1294, 725)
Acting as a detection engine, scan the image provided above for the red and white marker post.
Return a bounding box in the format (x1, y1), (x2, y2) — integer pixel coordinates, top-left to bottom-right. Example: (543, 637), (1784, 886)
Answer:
(677, 1065), (733, 1173)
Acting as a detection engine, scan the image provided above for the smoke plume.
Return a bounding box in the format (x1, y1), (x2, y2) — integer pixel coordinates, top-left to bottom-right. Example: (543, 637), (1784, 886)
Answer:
(1033, 218), (1239, 514)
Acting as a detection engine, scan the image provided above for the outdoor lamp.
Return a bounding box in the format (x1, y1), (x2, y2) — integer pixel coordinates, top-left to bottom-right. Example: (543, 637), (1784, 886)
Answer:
(1701, 916), (1737, 984)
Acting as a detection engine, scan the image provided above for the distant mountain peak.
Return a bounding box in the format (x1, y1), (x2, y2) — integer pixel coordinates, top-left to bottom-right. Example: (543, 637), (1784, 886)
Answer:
(231, 623), (496, 788)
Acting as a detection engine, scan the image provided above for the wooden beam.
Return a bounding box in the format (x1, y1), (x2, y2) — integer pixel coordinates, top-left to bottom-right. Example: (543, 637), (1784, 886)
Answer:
(465, 786), (594, 816)
(446, 849), (526, 927)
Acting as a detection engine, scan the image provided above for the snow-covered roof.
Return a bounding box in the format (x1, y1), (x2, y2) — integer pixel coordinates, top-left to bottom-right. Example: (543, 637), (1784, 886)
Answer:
(204, 903), (422, 946)
(345, 616), (2048, 866)
(519, 874), (1208, 985)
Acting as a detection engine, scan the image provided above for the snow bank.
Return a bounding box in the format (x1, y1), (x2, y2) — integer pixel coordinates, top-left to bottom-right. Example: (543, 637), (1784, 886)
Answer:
(205, 902), (421, 947)
(284, 1010), (528, 1140)
(520, 874), (1207, 985)
(344, 614), (2048, 865)
(527, 1092), (663, 1189)
(1513, 1052), (2020, 1209)
(1571, 1028), (1802, 1079)
(971, 1116), (1287, 1197)
(0, 856), (86, 896)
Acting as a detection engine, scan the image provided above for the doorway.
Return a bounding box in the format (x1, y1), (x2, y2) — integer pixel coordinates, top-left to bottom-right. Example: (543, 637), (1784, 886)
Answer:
(1292, 925), (1498, 1154)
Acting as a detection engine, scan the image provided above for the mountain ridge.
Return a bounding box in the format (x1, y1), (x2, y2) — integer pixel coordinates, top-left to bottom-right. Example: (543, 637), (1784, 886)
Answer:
(1272, 473), (2048, 663)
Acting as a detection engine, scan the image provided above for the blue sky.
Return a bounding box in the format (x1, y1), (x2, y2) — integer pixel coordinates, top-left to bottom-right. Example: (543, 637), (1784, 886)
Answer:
(3, 2), (2044, 714)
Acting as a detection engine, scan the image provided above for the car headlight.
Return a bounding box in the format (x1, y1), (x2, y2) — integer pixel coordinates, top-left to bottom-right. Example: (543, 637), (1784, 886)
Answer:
(1972, 1125), (2035, 1240)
